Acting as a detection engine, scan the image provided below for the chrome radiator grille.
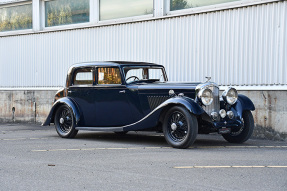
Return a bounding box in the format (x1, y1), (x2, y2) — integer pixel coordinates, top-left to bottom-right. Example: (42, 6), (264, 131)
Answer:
(203, 85), (220, 117)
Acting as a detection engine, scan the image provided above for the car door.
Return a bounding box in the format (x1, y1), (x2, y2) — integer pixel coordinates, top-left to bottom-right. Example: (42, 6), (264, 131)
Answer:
(68, 66), (134, 127)
(67, 67), (96, 126)
(91, 67), (134, 127)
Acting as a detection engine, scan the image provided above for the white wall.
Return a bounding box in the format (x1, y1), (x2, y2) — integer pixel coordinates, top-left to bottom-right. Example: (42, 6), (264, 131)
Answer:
(0, 0), (286, 88)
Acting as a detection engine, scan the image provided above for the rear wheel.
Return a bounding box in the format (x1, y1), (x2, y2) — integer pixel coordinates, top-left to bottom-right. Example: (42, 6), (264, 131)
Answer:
(163, 106), (198, 149)
(54, 105), (78, 138)
(222, 110), (254, 143)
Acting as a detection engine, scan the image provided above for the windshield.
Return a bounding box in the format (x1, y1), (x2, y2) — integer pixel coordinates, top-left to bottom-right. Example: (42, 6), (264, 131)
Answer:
(124, 67), (167, 84)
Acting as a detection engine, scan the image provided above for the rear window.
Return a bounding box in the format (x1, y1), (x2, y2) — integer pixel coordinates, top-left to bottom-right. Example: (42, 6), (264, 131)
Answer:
(73, 68), (93, 85)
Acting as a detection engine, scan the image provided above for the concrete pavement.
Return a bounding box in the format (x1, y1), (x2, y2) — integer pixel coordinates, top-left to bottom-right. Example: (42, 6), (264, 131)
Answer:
(1, 123), (287, 191)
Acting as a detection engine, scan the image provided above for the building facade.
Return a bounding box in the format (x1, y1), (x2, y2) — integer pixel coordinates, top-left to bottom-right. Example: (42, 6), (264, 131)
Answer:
(0, 0), (286, 139)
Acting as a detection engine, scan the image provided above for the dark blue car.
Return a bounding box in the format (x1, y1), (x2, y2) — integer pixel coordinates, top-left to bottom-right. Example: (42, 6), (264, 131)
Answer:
(43, 61), (255, 149)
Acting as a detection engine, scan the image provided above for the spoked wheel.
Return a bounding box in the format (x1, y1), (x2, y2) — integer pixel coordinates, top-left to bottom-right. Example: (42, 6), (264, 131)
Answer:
(222, 110), (254, 143)
(163, 106), (198, 149)
(54, 105), (78, 138)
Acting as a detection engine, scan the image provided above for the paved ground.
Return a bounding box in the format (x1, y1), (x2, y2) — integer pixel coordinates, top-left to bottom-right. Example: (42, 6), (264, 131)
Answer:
(0, 123), (287, 191)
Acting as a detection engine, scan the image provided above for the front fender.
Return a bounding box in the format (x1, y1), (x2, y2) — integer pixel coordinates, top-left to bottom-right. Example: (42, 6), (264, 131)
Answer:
(233, 94), (255, 118)
(123, 96), (204, 131)
(42, 97), (81, 126)
(160, 96), (204, 115)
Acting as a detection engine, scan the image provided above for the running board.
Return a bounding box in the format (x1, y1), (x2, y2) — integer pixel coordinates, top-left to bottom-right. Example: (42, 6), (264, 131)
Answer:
(75, 126), (124, 132)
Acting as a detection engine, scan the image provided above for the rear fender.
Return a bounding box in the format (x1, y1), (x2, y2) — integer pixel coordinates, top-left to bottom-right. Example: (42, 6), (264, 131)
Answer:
(42, 97), (81, 126)
(233, 94), (255, 118)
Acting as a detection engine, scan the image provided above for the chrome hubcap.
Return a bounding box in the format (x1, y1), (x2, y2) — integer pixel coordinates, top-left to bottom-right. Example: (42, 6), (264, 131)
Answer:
(60, 118), (64, 124)
(171, 123), (177, 131)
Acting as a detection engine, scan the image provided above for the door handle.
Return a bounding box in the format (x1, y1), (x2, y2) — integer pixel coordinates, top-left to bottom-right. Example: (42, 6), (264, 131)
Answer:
(119, 90), (125, 94)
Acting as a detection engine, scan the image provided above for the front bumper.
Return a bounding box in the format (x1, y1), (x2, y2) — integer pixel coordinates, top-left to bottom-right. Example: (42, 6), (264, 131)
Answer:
(212, 118), (243, 134)
(200, 106), (244, 134)
(212, 118), (243, 129)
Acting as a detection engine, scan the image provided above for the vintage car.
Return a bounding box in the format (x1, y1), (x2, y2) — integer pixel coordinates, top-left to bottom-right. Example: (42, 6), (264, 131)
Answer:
(43, 61), (255, 149)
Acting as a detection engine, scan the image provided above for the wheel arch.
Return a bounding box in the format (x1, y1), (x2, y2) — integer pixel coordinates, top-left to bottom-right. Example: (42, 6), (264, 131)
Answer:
(159, 97), (204, 125)
(42, 97), (81, 126)
(233, 94), (255, 118)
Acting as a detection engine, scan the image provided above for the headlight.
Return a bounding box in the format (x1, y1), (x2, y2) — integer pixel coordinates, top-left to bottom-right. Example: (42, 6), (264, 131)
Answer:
(198, 88), (213, 106)
(222, 87), (238, 105)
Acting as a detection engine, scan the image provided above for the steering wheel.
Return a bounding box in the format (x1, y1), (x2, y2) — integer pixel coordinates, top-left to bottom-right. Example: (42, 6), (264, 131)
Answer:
(126, 76), (139, 82)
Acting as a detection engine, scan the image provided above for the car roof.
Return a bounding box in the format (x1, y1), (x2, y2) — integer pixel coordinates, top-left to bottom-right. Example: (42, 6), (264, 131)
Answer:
(66, 61), (166, 87)
(69, 61), (164, 70)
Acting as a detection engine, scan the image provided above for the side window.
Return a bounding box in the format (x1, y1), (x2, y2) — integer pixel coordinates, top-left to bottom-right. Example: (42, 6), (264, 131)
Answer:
(98, 67), (122, 85)
(73, 68), (93, 85)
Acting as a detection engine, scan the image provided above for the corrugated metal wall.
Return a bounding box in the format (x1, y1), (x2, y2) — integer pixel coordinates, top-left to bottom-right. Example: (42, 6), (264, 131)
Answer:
(0, 1), (286, 88)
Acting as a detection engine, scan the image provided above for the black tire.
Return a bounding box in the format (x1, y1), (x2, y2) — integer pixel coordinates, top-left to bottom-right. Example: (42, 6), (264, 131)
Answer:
(163, 106), (198, 149)
(222, 110), (254, 143)
(54, 105), (78, 138)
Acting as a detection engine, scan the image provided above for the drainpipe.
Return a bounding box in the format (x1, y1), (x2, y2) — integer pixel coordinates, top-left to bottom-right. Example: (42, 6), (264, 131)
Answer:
(33, 101), (37, 123)
(12, 107), (15, 122)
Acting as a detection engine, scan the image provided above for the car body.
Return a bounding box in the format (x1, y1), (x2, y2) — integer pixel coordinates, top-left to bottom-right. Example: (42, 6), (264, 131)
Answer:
(43, 61), (255, 148)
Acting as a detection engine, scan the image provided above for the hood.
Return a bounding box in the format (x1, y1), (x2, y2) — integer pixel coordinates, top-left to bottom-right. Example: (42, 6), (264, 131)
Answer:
(135, 82), (201, 90)
(129, 82), (201, 99)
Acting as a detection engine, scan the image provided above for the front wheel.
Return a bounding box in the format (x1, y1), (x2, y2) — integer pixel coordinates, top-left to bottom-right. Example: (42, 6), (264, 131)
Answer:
(222, 110), (254, 143)
(163, 106), (198, 149)
(54, 105), (78, 138)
